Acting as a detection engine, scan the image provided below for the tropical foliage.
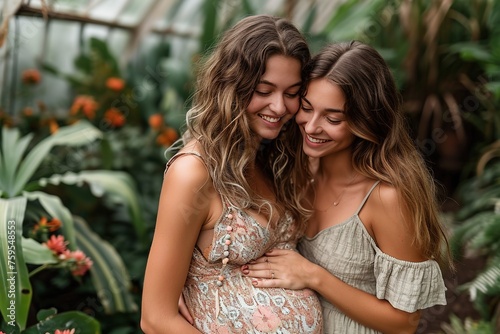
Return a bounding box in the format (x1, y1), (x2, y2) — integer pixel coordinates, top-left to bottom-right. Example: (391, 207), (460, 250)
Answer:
(0, 120), (144, 333)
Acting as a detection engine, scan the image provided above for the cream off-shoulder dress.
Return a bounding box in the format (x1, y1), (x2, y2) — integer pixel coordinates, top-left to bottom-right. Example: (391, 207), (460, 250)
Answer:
(298, 181), (447, 334)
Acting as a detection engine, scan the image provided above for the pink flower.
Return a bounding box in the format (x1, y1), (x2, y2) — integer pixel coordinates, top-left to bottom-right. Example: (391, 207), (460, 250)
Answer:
(251, 306), (281, 332)
(44, 235), (67, 255)
(63, 250), (93, 276)
(54, 329), (75, 334)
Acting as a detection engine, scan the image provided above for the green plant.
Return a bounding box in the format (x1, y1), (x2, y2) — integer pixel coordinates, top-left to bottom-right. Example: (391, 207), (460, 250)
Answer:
(440, 313), (494, 334)
(451, 155), (500, 324)
(0, 121), (144, 332)
(447, 1), (500, 330)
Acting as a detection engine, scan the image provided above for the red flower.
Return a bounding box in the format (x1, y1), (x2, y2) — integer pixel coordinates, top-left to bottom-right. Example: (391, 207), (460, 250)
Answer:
(70, 95), (98, 120)
(22, 68), (41, 85)
(106, 77), (125, 91)
(104, 108), (126, 127)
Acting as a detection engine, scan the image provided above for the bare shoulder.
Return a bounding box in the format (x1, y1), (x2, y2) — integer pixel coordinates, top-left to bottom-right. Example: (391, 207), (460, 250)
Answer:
(367, 181), (404, 233)
(158, 153), (214, 230)
(165, 140), (210, 192)
(165, 153), (210, 189)
(362, 181), (400, 226)
(365, 182), (426, 261)
(372, 182), (399, 207)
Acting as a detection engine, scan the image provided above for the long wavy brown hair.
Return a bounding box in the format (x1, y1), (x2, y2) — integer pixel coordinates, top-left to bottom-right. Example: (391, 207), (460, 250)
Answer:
(179, 15), (311, 237)
(305, 41), (453, 268)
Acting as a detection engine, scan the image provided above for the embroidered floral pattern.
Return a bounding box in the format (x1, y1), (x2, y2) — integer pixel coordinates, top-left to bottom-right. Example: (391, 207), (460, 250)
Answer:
(251, 306), (281, 332)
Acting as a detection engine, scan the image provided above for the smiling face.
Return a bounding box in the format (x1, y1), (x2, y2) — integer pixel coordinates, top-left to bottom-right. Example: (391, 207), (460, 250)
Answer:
(246, 55), (302, 141)
(296, 78), (356, 159)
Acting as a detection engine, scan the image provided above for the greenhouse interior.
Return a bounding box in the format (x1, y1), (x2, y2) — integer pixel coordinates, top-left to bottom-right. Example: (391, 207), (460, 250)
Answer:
(1, 0), (500, 333)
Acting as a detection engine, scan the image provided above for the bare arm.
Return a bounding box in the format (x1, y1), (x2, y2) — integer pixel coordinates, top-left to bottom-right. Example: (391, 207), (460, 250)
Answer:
(141, 156), (211, 333)
(244, 184), (424, 334)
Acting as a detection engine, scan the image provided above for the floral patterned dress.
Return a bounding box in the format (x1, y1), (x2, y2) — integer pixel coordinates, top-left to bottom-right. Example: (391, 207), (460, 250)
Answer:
(176, 155), (323, 334)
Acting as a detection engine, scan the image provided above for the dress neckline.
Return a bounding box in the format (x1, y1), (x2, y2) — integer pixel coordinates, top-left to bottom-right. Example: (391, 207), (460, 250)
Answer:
(303, 181), (380, 240)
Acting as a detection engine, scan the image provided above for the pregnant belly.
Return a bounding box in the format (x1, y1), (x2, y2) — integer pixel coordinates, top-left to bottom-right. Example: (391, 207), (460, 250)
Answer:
(183, 272), (323, 333)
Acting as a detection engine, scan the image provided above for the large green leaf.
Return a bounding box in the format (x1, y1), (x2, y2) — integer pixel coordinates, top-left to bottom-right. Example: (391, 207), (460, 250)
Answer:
(37, 171), (146, 242)
(74, 217), (138, 314)
(23, 191), (76, 250)
(23, 310), (100, 334)
(200, 0), (218, 52)
(323, 0), (384, 42)
(0, 197), (31, 330)
(22, 238), (58, 265)
(0, 127), (33, 196)
(11, 121), (102, 197)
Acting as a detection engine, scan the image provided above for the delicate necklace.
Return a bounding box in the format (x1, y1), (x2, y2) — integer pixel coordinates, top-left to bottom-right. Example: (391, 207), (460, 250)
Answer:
(314, 172), (358, 212)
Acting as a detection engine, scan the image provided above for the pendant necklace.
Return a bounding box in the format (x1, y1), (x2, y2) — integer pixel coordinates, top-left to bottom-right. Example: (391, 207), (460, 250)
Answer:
(315, 172), (358, 212)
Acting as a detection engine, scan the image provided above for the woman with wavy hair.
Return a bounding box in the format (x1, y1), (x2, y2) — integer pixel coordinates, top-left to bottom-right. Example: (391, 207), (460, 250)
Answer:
(141, 15), (323, 333)
(244, 41), (452, 333)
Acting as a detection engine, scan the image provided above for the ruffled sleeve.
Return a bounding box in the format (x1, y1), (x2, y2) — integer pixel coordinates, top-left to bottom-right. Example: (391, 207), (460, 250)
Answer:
(374, 251), (447, 313)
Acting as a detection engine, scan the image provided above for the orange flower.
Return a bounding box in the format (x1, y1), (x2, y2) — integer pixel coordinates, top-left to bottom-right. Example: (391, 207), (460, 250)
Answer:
(49, 119), (59, 134)
(156, 127), (178, 147)
(0, 110), (14, 127)
(104, 108), (126, 127)
(22, 107), (34, 116)
(44, 234), (67, 255)
(106, 77), (125, 91)
(70, 95), (98, 120)
(148, 113), (163, 130)
(34, 216), (62, 233)
(22, 68), (41, 85)
(54, 329), (75, 334)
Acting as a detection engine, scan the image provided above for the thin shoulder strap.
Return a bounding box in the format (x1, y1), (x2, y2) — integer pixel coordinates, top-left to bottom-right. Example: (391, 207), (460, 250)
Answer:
(354, 181), (380, 215)
(164, 151), (205, 174)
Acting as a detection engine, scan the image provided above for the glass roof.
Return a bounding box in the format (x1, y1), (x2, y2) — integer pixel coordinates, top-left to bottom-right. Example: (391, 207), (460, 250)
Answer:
(0, 0), (344, 111)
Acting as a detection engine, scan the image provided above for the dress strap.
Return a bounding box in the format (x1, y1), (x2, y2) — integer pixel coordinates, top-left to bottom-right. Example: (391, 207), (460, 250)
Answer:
(164, 151), (205, 174)
(354, 181), (380, 215)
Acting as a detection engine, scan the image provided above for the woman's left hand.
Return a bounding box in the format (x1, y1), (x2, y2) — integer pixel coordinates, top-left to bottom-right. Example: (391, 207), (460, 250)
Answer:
(241, 248), (314, 290)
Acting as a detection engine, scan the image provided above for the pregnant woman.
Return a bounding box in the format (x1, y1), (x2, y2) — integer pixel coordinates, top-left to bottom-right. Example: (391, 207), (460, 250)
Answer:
(141, 15), (323, 333)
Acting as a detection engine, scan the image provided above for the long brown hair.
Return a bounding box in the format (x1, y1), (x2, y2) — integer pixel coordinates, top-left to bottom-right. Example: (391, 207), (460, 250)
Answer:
(182, 15), (311, 235)
(306, 41), (452, 267)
